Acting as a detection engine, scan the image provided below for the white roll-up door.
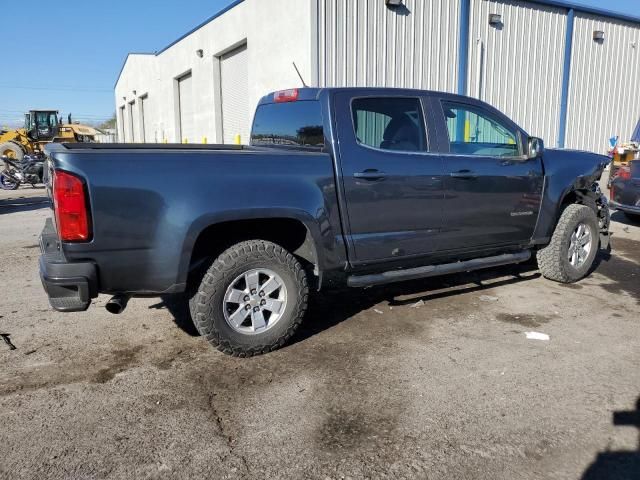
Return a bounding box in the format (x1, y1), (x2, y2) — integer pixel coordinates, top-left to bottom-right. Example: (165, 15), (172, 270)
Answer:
(220, 44), (249, 144)
(140, 95), (149, 142)
(178, 73), (195, 143)
(118, 106), (125, 142)
(128, 101), (136, 142)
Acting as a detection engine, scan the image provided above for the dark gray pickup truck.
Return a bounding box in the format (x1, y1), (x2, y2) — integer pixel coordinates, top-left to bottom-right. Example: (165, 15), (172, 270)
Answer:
(40, 87), (611, 356)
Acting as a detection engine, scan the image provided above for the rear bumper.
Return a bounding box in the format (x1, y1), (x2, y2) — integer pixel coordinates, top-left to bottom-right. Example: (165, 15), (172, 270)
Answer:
(39, 218), (98, 312)
(610, 200), (640, 215)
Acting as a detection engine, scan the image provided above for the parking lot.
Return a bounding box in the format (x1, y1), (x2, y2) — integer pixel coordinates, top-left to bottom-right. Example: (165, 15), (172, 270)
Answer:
(0, 182), (638, 479)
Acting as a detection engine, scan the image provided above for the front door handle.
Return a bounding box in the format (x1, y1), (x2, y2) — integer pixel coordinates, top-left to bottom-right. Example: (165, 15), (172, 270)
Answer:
(354, 169), (387, 181)
(450, 170), (478, 179)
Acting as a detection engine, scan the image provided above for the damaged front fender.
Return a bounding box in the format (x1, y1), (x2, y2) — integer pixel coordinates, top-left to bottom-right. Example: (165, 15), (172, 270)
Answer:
(532, 148), (610, 246)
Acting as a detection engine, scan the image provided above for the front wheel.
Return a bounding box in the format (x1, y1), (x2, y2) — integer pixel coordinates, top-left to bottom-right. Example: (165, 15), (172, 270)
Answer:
(0, 173), (19, 190)
(537, 204), (599, 283)
(189, 240), (309, 357)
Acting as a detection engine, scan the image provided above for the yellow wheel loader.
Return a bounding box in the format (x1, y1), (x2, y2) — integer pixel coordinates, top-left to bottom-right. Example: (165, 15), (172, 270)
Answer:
(0, 110), (98, 160)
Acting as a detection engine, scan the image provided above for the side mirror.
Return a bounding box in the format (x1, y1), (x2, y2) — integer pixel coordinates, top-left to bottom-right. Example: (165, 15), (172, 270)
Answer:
(528, 137), (544, 159)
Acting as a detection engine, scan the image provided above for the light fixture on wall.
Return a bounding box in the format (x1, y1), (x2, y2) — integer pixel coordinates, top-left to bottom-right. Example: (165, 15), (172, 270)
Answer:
(385, 0), (403, 7)
(196, 49), (204, 58)
(132, 90), (137, 96)
(593, 30), (605, 42)
(489, 13), (502, 27)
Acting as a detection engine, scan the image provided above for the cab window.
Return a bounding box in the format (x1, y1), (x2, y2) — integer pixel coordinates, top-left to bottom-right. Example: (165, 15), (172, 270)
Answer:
(442, 102), (520, 157)
(352, 97), (427, 153)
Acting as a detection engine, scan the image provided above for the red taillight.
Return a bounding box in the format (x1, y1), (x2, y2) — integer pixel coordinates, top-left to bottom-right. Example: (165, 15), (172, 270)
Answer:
(53, 170), (91, 242)
(617, 166), (632, 180)
(274, 89), (299, 103)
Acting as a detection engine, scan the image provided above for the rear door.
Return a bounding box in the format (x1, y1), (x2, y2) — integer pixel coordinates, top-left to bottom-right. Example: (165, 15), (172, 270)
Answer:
(333, 92), (445, 264)
(433, 98), (544, 250)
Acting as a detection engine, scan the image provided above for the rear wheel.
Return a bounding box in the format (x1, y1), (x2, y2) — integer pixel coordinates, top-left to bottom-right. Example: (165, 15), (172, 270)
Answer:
(0, 142), (25, 161)
(0, 173), (19, 190)
(537, 204), (599, 283)
(189, 240), (308, 357)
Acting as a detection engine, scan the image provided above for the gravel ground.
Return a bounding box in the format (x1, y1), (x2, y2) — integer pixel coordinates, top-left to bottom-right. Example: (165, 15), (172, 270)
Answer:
(0, 182), (639, 480)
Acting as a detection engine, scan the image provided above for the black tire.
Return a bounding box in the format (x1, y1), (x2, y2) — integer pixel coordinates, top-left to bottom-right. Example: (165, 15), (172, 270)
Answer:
(0, 141), (25, 161)
(537, 204), (600, 283)
(0, 173), (20, 190)
(189, 240), (308, 357)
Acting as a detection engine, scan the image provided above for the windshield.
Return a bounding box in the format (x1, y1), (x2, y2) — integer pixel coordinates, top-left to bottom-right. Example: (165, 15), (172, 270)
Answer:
(35, 112), (57, 127)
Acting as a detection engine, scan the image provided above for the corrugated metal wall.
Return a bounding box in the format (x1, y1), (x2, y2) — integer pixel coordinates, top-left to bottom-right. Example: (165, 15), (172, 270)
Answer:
(317, 0), (460, 92)
(565, 13), (640, 152)
(468, 0), (567, 146)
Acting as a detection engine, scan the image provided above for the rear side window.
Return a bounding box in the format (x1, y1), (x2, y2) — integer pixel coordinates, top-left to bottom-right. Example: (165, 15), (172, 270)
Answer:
(352, 97), (427, 152)
(251, 101), (324, 148)
(442, 102), (520, 157)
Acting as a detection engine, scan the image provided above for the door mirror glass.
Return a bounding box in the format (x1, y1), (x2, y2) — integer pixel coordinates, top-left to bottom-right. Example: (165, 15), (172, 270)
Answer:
(528, 137), (544, 159)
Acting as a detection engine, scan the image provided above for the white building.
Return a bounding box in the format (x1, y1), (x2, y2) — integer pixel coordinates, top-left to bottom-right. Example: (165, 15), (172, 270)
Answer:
(115, 0), (640, 153)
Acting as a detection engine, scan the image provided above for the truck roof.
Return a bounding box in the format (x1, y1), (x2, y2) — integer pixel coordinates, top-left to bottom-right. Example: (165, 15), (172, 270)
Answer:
(258, 87), (485, 107)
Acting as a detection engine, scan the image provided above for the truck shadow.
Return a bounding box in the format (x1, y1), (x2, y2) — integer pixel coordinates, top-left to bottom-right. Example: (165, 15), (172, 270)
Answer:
(155, 263), (541, 341)
(294, 263), (540, 344)
(0, 195), (50, 214)
(581, 397), (640, 480)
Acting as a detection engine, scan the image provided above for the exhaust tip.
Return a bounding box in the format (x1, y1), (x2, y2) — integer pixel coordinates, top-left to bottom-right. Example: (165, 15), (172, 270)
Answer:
(105, 295), (130, 315)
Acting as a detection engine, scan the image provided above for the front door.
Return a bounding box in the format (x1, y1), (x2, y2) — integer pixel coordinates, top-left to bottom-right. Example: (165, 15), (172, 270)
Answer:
(435, 99), (544, 251)
(334, 92), (446, 265)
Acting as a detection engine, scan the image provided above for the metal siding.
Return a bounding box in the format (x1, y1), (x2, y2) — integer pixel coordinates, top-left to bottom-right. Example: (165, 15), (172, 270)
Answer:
(178, 73), (195, 143)
(468, 0), (567, 145)
(220, 44), (250, 144)
(566, 13), (640, 152)
(317, 0), (460, 92)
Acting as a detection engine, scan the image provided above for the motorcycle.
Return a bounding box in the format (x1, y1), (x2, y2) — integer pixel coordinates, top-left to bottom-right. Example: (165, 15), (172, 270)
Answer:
(0, 154), (45, 190)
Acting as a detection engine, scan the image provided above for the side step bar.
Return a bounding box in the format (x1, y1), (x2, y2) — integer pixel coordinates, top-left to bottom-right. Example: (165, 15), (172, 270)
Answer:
(347, 250), (531, 288)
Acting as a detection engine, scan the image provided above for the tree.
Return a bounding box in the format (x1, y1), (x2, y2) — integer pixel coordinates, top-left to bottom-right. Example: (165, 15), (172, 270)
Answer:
(98, 113), (117, 130)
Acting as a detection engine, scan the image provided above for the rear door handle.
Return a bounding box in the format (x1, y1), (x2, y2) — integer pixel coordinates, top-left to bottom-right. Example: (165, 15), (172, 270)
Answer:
(450, 170), (478, 179)
(354, 169), (387, 181)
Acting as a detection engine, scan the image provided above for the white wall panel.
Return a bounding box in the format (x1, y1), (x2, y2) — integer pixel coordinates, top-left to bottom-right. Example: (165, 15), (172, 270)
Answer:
(468, 0), (567, 146)
(566, 13), (640, 152)
(318, 0), (460, 92)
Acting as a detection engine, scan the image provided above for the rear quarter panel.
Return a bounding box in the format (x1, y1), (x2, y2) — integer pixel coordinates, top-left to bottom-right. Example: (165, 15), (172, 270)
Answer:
(47, 147), (344, 294)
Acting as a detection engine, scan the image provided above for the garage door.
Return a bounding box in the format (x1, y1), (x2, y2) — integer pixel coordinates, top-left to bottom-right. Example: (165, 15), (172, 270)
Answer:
(118, 106), (125, 142)
(178, 73), (195, 143)
(220, 44), (249, 144)
(140, 95), (150, 143)
(128, 101), (136, 142)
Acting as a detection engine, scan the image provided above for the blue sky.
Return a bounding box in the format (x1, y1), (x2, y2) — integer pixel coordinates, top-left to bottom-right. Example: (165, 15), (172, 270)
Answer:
(0, 0), (636, 128)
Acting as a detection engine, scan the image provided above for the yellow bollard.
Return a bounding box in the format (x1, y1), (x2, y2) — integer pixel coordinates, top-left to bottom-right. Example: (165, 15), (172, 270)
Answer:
(202, 137), (207, 144)
(234, 134), (241, 145)
(183, 138), (189, 144)
(163, 138), (168, 144)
